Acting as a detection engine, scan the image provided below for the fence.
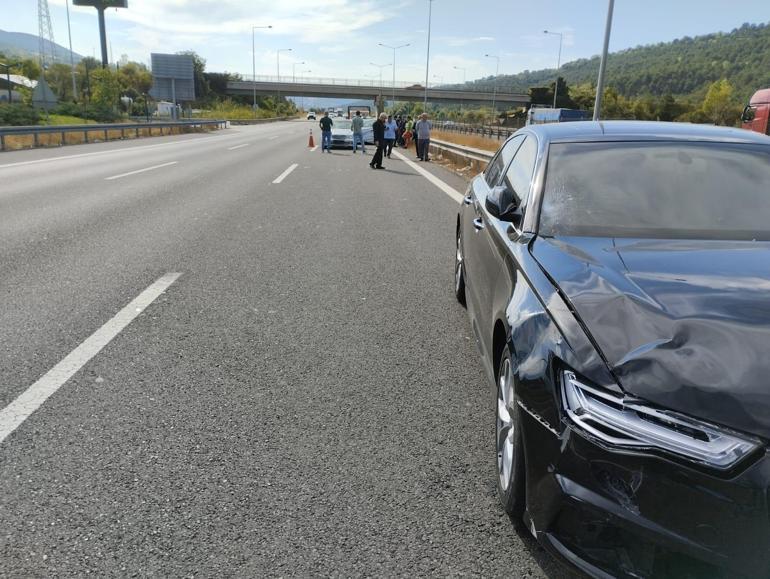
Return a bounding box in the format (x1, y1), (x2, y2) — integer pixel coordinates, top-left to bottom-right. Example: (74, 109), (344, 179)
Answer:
(436, 121), (524, 141)
(0, 119), (227, 152)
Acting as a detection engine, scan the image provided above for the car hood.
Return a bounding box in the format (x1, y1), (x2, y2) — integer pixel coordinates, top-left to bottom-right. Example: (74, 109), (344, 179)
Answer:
(531, 235), (770, 439)
(331, 127), (352, 135)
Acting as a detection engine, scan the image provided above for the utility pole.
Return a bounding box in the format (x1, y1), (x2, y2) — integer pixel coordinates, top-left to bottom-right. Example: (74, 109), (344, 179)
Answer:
(65, 0), (78, 100)
(544, 30), (564, 109)
(423, 0), (434, 110)
(594, 0), (615, 121)
(252, 25), (272, 118)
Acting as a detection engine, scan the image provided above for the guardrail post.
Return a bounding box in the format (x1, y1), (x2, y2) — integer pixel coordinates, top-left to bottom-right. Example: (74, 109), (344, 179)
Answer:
(33, 132), (39, 147)
(135, 127), (139, 138)
(120, 128), (125, 140)
(103, 128), (108, 141)
(61, 131), (66, 146)
(84, 129), (89, 143)
(0, 135), (4, 151)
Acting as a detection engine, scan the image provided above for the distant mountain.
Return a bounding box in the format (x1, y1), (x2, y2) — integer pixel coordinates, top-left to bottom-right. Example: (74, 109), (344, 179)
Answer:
(0, 29), (83, 63)
(460, 22), (770, 102)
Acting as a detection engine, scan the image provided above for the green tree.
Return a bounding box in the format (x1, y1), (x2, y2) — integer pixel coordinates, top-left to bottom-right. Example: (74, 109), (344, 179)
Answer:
(90, 67), (121, 110)
(701, 79), (739, 125)
(19, 58), (41, 81)
(117, 62), (152, 98)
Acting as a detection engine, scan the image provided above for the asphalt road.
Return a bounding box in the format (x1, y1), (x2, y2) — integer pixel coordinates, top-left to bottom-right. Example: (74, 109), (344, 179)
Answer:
(0, 121), (572, 577)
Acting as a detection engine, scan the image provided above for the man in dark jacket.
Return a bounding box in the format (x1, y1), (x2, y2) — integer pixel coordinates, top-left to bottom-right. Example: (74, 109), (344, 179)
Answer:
(370, 112), (387, 169)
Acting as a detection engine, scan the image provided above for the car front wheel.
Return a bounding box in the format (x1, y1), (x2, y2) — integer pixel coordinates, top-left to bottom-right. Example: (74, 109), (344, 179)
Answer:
(496, 345), (525, 520)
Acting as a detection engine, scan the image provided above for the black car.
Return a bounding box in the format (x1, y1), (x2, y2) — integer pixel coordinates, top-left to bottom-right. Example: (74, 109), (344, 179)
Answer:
(455, 121), (770, 577)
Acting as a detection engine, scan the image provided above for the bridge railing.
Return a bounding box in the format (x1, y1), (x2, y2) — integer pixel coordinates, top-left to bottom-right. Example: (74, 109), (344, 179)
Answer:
(230, 74), (523, 94)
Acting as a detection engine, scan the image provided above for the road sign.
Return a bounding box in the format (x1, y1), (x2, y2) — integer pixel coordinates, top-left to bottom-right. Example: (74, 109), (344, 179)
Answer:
(150, 53), (195, 103)
(73, 1), (128, 7)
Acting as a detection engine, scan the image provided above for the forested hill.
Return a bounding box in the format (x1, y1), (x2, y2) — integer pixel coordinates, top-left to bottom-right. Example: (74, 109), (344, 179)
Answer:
(469, 22), (770, 101)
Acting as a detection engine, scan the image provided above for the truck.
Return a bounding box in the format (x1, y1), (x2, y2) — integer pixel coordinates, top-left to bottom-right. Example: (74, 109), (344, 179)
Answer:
(526, 107), (591, 125)
(741, 89), (770, 135)
(347, 105), (371, 118)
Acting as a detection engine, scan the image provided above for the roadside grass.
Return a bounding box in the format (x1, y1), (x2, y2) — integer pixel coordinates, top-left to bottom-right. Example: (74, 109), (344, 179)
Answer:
(41, 114), (98, 125)
(195, 100), (288, 120)
(432, 130), (501, 153)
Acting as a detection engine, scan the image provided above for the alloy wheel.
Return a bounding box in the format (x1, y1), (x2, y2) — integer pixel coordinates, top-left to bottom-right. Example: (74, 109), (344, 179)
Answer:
(496, 356), (516, 491)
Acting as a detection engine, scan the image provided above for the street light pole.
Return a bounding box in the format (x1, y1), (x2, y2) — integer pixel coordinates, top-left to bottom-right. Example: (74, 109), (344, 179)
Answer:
(292, 61), (305, 84)
(544, 30), (563, 109)
(370, 62), (391, 111)
(454, 65), (466, 115)
(252, 25), (272, 118)
(378, 42), (410, 109)
(484, 54), (500, 122)
(424, 0), (434, 110)
(276, 48), (292, 104)
(594, 0), (615, 121)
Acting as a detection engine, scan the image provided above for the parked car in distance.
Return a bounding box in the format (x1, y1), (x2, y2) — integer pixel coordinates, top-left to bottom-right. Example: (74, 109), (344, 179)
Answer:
(455, 120), (770, 578)
(306, 111), (316, 120)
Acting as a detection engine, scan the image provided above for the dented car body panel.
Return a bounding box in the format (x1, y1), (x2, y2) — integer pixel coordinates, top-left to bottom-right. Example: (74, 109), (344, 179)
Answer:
(458, 121), (770, 577)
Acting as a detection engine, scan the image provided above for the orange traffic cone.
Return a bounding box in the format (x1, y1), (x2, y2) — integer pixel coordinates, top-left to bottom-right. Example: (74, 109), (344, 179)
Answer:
(308, 129), (315, 148)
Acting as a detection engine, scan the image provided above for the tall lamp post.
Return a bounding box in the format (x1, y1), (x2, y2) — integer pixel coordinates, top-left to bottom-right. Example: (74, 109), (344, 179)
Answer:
(370, 62), (391, 110)
(484, 53), (500, 123)
(544, 30), (564, 109)
(252, 25), (272, 118)
(292, 61), (305, 84)
(424, 0), (434, 110)
(594, 0), (615, 120)
(378, 42), (410, 107)
(276, 48), (292, 104)
(299, 69), (311, 110)
(454, 65), (466, 114)
(65, 0), (77, 99)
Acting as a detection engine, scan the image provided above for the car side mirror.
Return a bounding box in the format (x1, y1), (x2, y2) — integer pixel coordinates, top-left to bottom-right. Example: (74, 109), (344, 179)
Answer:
(741, 105), (755, 123)
(486, 185), (521, 223)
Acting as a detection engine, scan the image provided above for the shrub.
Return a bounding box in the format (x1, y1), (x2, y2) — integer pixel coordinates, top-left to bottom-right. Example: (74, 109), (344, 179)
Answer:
(0, 104), (41, 126)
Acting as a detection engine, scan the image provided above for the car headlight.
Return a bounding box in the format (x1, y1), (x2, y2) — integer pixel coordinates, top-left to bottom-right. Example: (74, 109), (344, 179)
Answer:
(561, 371), (761, 470)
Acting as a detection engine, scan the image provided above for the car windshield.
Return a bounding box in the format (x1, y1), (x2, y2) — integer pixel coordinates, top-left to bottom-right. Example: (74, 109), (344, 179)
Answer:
(539, 141), (770, 240)
(334, 120), (352, 130)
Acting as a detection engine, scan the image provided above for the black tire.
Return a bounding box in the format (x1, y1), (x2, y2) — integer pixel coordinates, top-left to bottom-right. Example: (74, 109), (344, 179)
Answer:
(496, 345), (526, 520)
(454, 229), (467, 307)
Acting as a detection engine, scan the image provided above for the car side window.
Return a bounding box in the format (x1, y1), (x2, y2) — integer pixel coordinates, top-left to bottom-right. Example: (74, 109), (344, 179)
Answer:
(502, 137), (538, 213)
(484, 135), (524, 187)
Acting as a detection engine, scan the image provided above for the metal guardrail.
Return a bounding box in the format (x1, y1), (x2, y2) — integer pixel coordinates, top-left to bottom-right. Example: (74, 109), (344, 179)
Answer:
(437, 122), (522, 141)
(0, 119), (227, 152)
(430, 138), (495, 162)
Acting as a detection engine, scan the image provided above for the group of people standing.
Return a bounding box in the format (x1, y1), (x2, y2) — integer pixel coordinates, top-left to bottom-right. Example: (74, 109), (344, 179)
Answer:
(370, 112), (432, 170)
(317, 110), (433, 170)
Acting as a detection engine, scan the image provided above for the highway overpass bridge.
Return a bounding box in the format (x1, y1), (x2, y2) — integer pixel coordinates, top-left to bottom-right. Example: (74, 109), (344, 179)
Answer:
(226, 79), (529, 107)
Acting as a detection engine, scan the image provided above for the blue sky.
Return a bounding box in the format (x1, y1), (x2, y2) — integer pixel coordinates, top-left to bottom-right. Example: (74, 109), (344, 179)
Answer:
(2, 0), (769, 85)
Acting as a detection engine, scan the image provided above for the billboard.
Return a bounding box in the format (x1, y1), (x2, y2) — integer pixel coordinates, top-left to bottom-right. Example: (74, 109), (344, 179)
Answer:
(149, 53), (195, 102)
(73, 1), (128, 7)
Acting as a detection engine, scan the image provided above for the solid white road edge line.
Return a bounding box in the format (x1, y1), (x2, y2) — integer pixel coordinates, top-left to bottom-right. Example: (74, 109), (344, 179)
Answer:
(228, 143), (251, 150)
(105, 161), (178, 181)
(392, 150), (464, 204)
(268, 135), (279, 140)
(0, 272), (182, 445)
(272, 163), (298, 184)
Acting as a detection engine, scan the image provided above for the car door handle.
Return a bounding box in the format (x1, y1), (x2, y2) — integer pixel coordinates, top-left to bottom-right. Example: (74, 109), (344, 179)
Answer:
(473, 217), (485, 231)
(463, 194), (472, 205)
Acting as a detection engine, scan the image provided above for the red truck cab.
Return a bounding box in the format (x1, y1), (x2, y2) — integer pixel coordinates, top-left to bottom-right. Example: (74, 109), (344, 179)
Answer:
(741, 88), (770, 135)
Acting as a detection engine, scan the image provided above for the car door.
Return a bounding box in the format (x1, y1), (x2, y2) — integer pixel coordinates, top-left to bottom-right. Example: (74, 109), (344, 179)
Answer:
(474, 136), (539, 360)
(463, 135), (524, 355)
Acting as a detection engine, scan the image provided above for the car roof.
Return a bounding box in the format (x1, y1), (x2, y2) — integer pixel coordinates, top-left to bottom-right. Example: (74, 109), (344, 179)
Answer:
(522, 120), (770, 145)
